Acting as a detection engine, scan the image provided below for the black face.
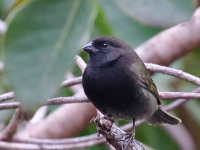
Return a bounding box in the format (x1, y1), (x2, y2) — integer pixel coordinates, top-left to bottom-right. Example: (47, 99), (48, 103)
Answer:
(94, 36), (129, 52)
(83, 36), (129, 54)
(82, 36), (131, 67)
(93, 37), (119, 52)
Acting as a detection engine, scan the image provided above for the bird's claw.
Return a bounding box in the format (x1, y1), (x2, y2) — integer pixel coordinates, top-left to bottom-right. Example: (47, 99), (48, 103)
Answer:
(121, 132), (135, 150)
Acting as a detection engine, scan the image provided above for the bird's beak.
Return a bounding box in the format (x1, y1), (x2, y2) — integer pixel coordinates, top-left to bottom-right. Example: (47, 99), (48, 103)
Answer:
(82, 42), (98, 54)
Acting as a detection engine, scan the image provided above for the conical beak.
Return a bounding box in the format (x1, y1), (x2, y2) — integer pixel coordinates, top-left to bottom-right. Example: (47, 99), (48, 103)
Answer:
(82, 42), (98, 54)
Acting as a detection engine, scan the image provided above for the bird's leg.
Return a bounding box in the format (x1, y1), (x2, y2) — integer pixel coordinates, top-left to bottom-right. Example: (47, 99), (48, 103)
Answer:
(132, 118), (136, 137)
(123, 118), (136, 150)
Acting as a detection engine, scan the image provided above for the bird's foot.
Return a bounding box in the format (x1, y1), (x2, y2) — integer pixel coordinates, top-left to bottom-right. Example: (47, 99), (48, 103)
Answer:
(122, 132), (135, 150)
(94, 114), (114, 138)
(103, 115), (114, 122)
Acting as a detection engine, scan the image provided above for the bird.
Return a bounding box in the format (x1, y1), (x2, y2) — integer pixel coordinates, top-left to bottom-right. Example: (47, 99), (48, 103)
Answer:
(82, 36), (181, 133)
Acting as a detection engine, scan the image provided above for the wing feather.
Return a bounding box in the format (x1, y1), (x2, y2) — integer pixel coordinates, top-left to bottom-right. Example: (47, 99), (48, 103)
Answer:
(130, 63), (161, 105)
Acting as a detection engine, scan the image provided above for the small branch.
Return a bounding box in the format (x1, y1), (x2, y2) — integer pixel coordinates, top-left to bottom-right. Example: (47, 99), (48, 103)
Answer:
(164, 87), (200, 112)
(61, 76), (82, 88)
(0, 92), (14, 102)
(29, 106), (48, 124)
(163, 125), (196, 150)
(136, 7), (200, 66)
(0, 102), (20, 110)
(47, 92), (200, 105)
(195, 1), (200, 8)
(0, 109), (22, 141)
(46, 95), (89, 105)
(1, 91), (200, 110)
(75, 55), (86, 73)
(159, 92), (200, 100)
(0, 139), (105, 150)
(13, 133), (102, 144)
(145, 63), (200, 86)
(94, 116), (148, 150)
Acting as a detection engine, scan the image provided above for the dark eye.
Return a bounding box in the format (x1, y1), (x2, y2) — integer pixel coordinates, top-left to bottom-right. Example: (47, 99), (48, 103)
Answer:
(101, 43), (108, 49)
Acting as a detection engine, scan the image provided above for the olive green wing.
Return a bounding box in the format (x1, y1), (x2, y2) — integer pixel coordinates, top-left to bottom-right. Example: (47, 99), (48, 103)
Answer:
(139, 76), (161, 105)
(130, 62), (161, 105)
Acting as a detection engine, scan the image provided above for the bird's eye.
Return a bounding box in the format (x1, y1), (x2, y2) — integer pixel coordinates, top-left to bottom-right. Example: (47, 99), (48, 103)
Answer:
(102, 43), (108, 49)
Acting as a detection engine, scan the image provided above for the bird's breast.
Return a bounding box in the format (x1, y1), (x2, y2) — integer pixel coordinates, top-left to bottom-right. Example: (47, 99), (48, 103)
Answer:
(83, 65), (145, 119)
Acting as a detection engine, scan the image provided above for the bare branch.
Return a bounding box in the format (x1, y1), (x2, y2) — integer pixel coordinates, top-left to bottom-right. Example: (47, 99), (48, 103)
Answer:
(0, 138), (105, 150)
(159, 92), (200, 100)
(0, 92), (14, 102)
(94, 116), (150, 150)
(75, 55), (86, 73)
(1, 91), (200, 110)
(195, 1), (200, 8)
(13, 133), (102, 144)
(29, 106), (48, 124)
(146, 63), (200, 86)
(136, 7), (200, 66)
(0, 102), (20, 110)
(163, 125), (196, 150)
(0, 109), (21, 141)
(61, 76), (82, 88)
(47, 95), (88, 105)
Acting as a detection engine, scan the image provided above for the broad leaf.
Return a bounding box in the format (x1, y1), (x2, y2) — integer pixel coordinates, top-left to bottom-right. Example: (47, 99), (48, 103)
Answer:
(5, 0), (97, 110)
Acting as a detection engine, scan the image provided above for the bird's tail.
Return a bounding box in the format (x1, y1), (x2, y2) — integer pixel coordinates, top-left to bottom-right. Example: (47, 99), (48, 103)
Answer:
(148, 107), (182, 125)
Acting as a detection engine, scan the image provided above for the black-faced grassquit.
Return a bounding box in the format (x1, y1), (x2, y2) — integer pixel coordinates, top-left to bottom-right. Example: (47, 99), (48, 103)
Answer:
(82, 36), (181, 128)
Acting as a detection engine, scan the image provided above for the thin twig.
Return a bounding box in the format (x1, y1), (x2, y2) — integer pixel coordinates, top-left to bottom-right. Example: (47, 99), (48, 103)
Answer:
(159, 92), (200, 100)
(0, 92), (14, 102)
(75, 55), (86, 73)
(0, 109), (22, 141)
(1, 137), (105, 150)
(195, 0), (200, 8)
(0, 102), (20, 110)
(46, 95), (89, 105)
(61, 76), (82, 88)
(29, 106), (48, 124)
(146, 63), (200, 86)
(1, 91), (200, 110)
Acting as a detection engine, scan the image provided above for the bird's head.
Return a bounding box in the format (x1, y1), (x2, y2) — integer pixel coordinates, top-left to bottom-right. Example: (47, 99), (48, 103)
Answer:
(82, 36), (132, 67)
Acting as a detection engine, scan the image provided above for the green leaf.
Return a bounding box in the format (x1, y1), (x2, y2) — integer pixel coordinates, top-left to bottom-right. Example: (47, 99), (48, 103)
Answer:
(100, 0), (160, 47)
(115, 0), (194, 28)
(5, 0), (97, 110)
(137, 124), (179, 150)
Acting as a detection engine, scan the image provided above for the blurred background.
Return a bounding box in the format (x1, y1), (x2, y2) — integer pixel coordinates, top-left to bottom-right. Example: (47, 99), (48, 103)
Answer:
(0, 0), (200, 150)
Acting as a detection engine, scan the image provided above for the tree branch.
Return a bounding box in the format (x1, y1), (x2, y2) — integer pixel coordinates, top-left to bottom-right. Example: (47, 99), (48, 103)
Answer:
(0, 109), (22, 141)
(136, 7), (200, 66)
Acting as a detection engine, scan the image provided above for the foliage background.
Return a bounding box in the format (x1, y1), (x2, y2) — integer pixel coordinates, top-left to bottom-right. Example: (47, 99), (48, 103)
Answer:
(0, 0), (199, 150)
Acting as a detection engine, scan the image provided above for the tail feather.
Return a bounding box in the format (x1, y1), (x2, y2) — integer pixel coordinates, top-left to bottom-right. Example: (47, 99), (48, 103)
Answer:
(148, 107), (182, 125)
